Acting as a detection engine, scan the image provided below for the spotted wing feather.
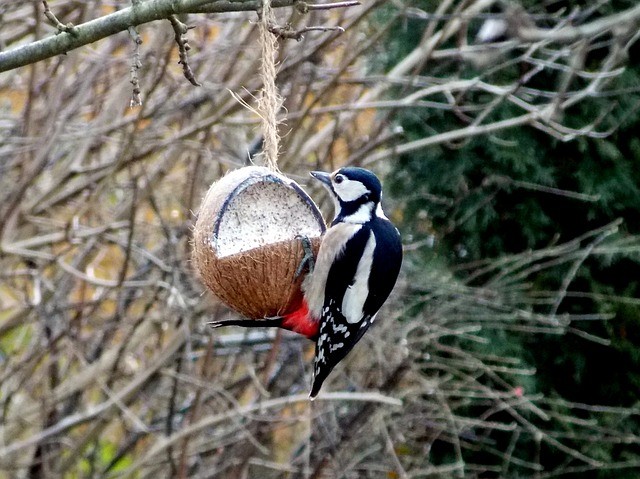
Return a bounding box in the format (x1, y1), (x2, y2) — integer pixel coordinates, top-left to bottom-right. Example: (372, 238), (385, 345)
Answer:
(310, 220), (402, 397)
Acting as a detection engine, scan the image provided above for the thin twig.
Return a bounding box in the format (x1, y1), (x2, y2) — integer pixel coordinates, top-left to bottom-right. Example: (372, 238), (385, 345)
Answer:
(299, 0), (360, 12)
(128, 26), (143, 106)
(268, 23), (345, 41)
(126, 390), (402, 472)
(42, 0), (77, 35)
(168, 14), (201, 86)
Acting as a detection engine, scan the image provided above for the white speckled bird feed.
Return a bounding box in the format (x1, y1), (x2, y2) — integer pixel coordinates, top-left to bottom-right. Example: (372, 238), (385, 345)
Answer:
(193, 166), (326, 319)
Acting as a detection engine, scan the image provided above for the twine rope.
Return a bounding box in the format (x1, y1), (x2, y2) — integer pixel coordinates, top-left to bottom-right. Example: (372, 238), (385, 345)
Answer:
(258, 0), (283, 172)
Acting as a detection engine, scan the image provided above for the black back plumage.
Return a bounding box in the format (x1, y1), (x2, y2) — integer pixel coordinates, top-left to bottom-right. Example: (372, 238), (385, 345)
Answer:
(364, 217), (403, 315)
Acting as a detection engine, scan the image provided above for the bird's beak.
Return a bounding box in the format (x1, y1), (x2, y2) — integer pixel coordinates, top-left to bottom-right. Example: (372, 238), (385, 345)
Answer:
(310, 171), (332, 186)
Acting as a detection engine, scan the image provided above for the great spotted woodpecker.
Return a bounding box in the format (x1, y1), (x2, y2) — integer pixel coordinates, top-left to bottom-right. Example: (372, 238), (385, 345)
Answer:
(210, 167), (403, 398)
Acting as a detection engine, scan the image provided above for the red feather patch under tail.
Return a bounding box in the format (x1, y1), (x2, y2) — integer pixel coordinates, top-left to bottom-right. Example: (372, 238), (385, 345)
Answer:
(282, 301), (318, 339)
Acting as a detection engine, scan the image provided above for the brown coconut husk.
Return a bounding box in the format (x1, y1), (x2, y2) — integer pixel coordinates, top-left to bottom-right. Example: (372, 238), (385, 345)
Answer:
(193, 166), (325, 319)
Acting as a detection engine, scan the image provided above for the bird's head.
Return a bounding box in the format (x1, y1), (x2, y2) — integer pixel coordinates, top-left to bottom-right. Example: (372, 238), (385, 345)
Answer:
(310, 167), (384, 224)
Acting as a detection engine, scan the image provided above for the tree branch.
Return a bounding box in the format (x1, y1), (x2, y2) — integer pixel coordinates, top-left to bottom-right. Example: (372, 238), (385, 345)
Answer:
(514, 3), (640, 42)
(0, 0), (299, 73)
(42, 0), (78, 35)
(168, 14), (200, 86)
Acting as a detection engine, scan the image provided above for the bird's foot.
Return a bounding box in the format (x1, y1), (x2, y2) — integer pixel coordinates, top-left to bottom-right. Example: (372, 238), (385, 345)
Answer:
(295, 235), (316, 278)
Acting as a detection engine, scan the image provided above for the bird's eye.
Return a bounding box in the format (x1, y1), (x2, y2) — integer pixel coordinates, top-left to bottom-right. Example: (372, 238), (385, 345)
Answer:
(334, 174), (344, 184)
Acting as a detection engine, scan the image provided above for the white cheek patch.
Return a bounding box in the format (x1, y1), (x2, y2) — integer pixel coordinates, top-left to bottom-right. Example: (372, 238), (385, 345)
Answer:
(333, 178), (370, 202)
(342, 231), (377, 324)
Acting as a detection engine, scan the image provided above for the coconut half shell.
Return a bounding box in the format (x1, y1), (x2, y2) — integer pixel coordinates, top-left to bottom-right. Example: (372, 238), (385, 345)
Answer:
(193, 166), (326, 319)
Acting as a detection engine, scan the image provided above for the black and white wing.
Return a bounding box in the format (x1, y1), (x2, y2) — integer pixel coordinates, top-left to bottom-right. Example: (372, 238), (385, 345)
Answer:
(310, 218), (402, 398)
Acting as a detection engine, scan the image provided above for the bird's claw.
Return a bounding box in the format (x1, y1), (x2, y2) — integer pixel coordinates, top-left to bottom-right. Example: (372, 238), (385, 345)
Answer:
(295, 235), (315, 278)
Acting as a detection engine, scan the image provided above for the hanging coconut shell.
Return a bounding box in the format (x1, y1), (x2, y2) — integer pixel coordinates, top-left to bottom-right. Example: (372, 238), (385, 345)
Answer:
(193, 166), (326, 319)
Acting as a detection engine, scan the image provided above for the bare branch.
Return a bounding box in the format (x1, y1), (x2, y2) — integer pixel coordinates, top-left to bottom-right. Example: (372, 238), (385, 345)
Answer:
(0, 0), (300, 73)
(515, 3), (640, 42)
(268, 23), (345, 41)
(168, 14), (200, 86)
(128, 26), (143, 106)
(302, 1), (361, 11)
(42, 0), (77, 35)
(1, 1), (639, 476)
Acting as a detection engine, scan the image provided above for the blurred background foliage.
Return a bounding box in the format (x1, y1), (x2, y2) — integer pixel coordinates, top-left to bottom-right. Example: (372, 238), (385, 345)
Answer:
(1, 0), (639, 478)
(379, 0), (640, 477)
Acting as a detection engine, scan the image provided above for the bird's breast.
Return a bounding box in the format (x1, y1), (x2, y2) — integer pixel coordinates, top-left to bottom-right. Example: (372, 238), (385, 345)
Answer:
(302, 223), (363, 319)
